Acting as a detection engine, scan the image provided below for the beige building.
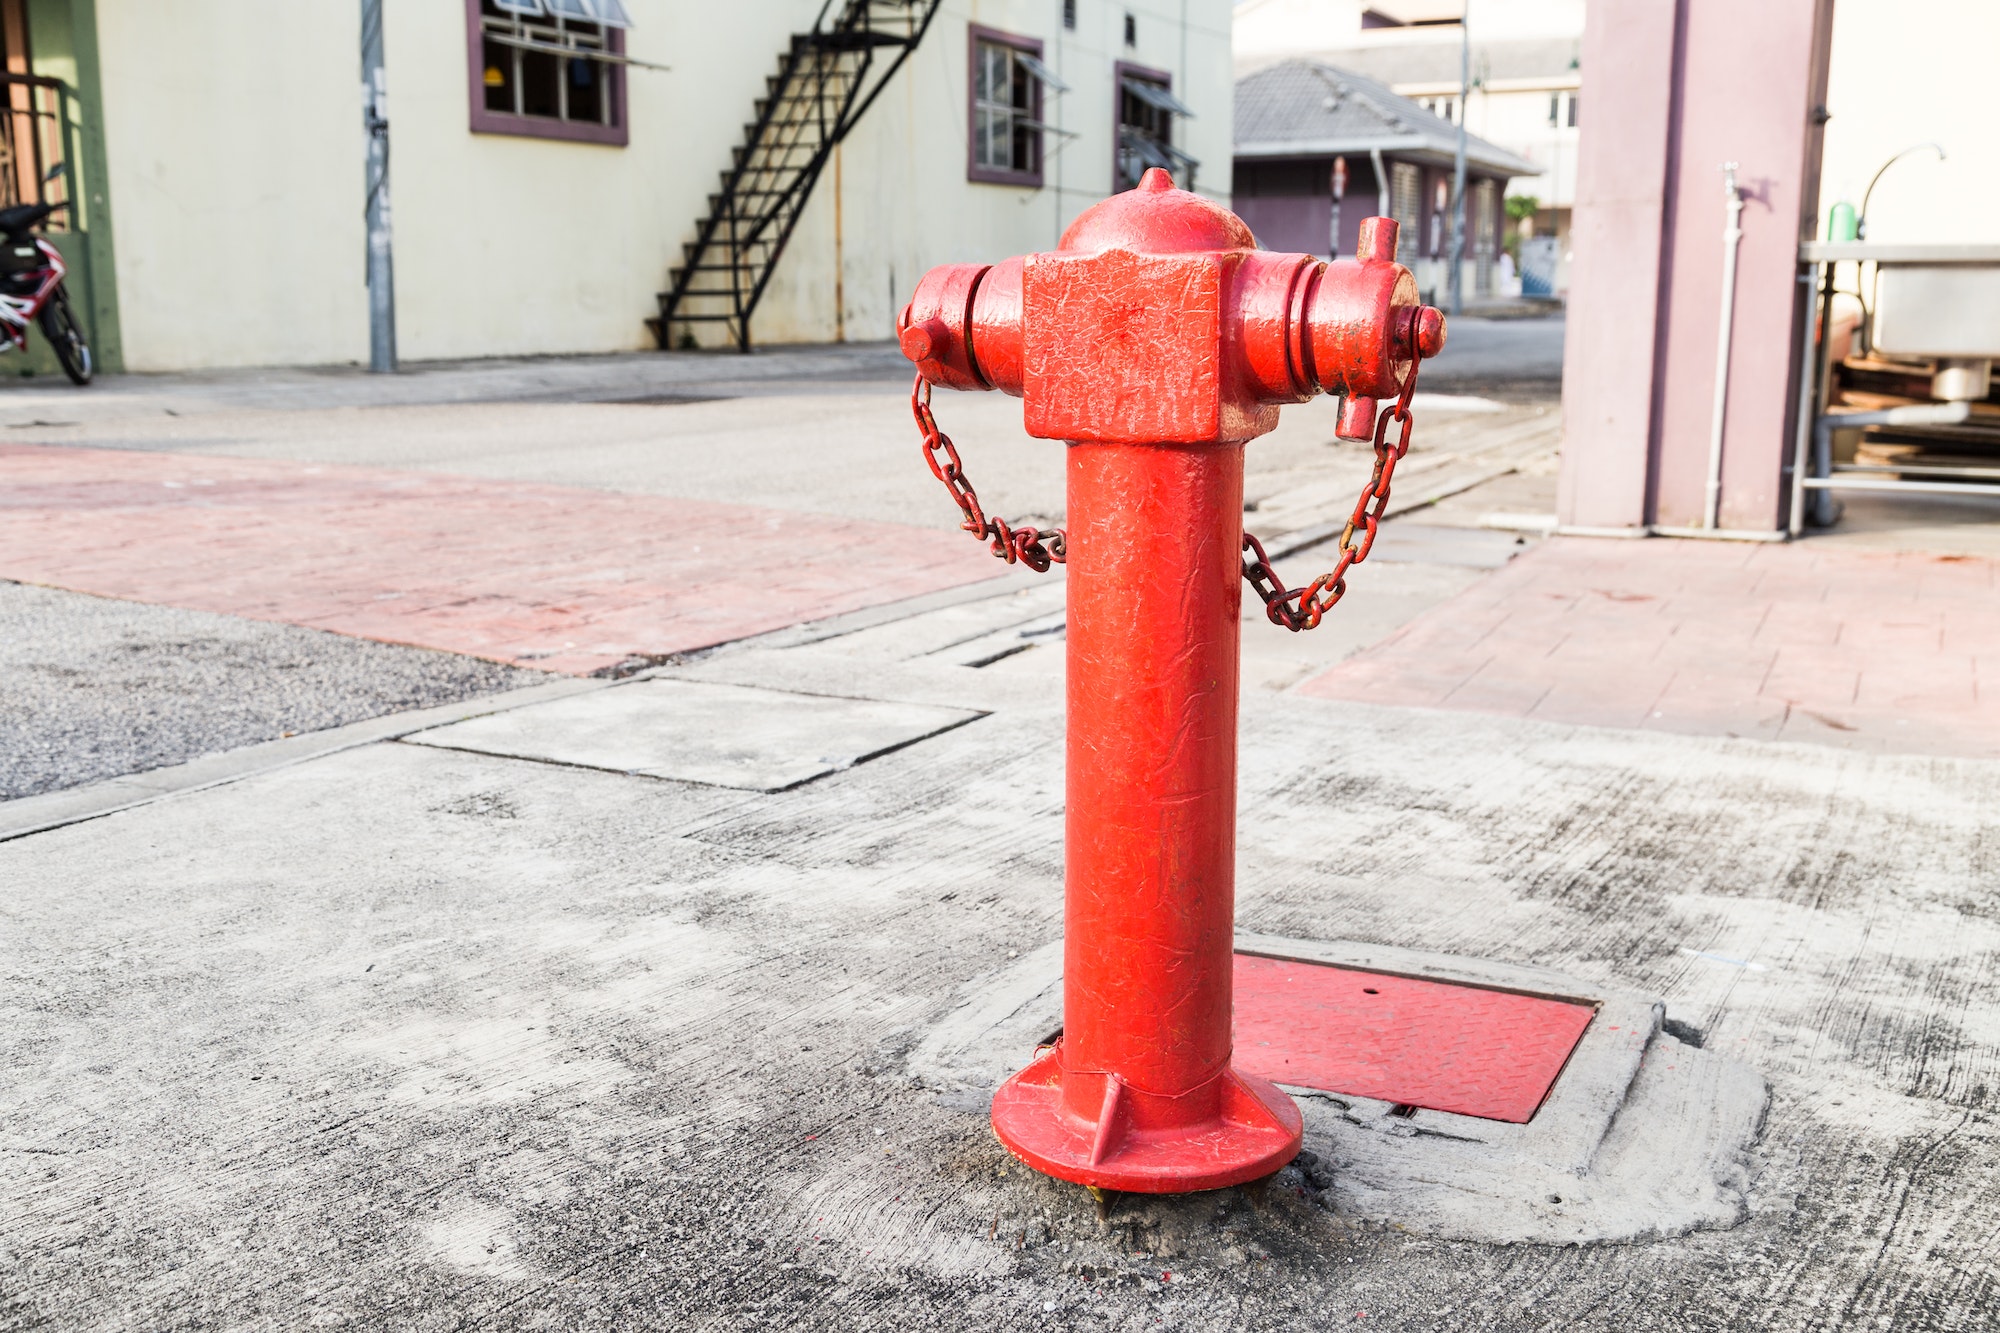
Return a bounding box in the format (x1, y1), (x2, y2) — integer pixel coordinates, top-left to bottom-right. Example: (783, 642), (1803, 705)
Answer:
(12, 0), (1234, 373)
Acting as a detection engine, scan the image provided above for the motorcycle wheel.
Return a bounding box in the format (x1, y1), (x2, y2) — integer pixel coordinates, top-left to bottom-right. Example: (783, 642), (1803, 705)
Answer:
(39, 288), (92, 386)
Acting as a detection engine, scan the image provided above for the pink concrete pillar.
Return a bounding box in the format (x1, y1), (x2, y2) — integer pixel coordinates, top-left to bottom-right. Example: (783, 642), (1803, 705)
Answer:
(1558, 0), (1834, 534)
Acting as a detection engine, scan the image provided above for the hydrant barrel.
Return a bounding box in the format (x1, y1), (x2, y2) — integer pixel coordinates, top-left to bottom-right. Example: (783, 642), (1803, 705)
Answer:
(902, 169), (1442, 1193)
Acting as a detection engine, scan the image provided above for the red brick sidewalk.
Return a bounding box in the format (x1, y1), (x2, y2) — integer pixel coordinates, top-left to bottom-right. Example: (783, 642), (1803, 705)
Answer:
(0, 445), (1002, 675)
(1299, 535), (1999, 757)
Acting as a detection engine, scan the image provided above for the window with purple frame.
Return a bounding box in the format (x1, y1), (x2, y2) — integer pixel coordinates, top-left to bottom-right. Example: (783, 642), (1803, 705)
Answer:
(470, 0), (630, 146)
(969, 26), (1049, 187)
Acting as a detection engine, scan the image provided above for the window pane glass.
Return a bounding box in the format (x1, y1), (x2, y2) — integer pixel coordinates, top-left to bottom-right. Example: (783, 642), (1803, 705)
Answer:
(973, 108), (990, 166)
(521, 46), (560, 118)
(482, 38), (513, 112)
(568, 55), (602, 123)
(587, 0), (633, 27)
(979, 43), (1006, 101)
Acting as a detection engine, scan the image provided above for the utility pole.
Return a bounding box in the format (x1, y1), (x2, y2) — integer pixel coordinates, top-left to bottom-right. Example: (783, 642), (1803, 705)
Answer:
(361, 0), (397, 372)
(1448, 0), (1469, 316)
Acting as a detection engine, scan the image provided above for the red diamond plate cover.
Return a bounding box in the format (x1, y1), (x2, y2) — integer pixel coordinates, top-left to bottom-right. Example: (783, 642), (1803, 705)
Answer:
(1231, 953), (1597, 1123)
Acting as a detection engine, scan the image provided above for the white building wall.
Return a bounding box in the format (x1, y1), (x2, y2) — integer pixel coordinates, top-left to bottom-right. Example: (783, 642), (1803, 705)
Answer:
(1234, 0), (1584, 75)
(1465, 86), (1577, 210)
(95, 0), (373, 370)
(1817, 0), (2000, 246)
(756, 0), (1236, 346)
(93, 0), (1232, 372)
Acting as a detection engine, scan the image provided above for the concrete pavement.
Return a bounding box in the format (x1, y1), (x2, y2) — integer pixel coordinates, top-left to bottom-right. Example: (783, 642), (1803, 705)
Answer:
(0, 335), (1561, 797)
(3, 579), (1995, 1331)
(6, 324), (1999, 1330)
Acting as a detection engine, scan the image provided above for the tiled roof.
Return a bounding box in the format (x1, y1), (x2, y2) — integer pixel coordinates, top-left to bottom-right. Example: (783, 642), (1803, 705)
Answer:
(1251, 37), (1583, 88)
(1234, 59), (1541, 177)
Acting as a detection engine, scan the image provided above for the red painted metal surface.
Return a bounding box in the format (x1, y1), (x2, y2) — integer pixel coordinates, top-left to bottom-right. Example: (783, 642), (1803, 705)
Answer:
(1232, 954), (1597, 1123)
(901, 169), (1443, 1193)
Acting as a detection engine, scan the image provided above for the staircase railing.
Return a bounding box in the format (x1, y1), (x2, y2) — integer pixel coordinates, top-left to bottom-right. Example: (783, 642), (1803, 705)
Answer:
(653, 0), (942, 352)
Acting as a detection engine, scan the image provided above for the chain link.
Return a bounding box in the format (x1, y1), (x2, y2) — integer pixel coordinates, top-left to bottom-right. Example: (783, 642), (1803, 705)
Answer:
(912, 373), (1066, 572)
(912, 354), (1422, 625)
(1241, 356), (1423, 632)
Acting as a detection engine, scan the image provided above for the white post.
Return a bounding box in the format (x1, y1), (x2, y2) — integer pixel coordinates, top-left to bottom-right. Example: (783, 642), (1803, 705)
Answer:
(1448, 1), (1469, 316)
(1705, 162), (1744, 530)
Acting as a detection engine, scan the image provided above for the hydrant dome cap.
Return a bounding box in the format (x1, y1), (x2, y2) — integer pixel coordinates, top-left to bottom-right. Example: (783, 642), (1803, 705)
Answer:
(1059, 168), (1256, 256)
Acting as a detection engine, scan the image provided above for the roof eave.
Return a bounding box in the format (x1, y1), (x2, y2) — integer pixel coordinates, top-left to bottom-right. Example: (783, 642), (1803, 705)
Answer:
(1235, 137), (1541, 178)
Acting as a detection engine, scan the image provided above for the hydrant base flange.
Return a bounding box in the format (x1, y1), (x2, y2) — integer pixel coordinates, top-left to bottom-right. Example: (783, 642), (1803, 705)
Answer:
(991, 1050), (1305, 1193)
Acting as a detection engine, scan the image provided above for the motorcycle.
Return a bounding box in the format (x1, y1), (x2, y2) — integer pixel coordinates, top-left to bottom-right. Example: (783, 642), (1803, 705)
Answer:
(0, 163), (92, 385)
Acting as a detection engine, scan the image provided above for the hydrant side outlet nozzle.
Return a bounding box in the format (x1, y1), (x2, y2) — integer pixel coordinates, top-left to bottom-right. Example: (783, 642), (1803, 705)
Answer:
(899, 257), (1028, 396)
(900, 169), (1445, 1194)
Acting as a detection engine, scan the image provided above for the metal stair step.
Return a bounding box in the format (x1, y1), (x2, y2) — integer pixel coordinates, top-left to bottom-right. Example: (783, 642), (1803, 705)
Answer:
(660, 0), (941, 348)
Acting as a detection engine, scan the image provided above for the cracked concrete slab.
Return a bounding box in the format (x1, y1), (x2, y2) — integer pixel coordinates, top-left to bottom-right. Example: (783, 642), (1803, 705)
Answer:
(3, 647), (1996, 1329)
(404, 678), (984, 791)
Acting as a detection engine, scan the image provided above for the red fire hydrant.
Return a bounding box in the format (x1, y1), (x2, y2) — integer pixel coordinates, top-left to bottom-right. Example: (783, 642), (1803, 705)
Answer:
(900, 169), (1443, 1193)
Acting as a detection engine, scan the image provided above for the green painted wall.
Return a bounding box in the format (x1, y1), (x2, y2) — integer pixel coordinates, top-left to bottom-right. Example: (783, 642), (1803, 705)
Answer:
(25, 0), (120, 374)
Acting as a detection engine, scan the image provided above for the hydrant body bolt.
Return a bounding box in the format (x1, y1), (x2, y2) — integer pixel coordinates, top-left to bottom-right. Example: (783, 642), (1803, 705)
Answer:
(901, 168), (1443, 1193)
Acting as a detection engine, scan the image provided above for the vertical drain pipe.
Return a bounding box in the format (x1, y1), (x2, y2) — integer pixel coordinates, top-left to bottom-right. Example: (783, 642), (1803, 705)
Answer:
(361, 0), (396, 374)
(1704, 162), (1744, 529)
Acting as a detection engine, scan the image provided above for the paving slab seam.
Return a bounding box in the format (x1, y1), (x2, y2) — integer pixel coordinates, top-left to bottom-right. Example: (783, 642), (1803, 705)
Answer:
(0, 675), (611, 843)
(706, 568), (1045, 654)
(398, 704), (992, 795)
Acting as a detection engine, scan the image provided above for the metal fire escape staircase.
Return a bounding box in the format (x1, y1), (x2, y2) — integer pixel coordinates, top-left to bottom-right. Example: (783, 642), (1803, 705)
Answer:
(652, 0), (942, 352)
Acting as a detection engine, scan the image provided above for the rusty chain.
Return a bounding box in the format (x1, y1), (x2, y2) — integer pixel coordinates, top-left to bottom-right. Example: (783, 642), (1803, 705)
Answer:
(913, 356), (1421, 626)
(912, 373), (1066, 572)
(1241, 357), (1423, 632)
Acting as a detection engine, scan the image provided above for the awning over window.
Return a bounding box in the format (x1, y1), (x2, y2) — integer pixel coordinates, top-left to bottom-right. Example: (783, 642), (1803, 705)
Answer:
(495, 0), (633, 27)
(1015, 53), (1070, 94)
(1118, 125), (1200, 175)
(1121, 78), (1195, 119)
(1014, 118), (1082, 140)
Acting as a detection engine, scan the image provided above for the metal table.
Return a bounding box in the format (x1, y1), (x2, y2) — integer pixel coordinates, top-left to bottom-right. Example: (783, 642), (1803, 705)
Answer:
(1789, 242), (2000, 535)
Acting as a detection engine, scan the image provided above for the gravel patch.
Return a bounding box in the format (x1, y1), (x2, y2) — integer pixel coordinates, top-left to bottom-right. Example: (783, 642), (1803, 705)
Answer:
(0, 580), (547, 800)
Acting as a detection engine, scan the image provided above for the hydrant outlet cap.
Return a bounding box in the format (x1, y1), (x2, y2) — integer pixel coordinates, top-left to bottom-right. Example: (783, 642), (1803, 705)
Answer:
(899, 319), (944, 363)
(1416, 306), (1446, 360)
(1059, 168), (1256, 256)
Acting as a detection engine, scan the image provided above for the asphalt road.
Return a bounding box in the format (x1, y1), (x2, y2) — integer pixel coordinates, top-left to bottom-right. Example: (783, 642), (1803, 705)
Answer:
(0, 581), (543, 800)
(1419, 312), (1565, 387)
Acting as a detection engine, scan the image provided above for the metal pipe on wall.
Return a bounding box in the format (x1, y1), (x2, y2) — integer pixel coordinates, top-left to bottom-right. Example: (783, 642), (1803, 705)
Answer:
(361, 0), (397, 374)
(1703, 162), (1744, 529)
(1448, 1), (1469, 316)
(1787, 265), (1822, 537)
